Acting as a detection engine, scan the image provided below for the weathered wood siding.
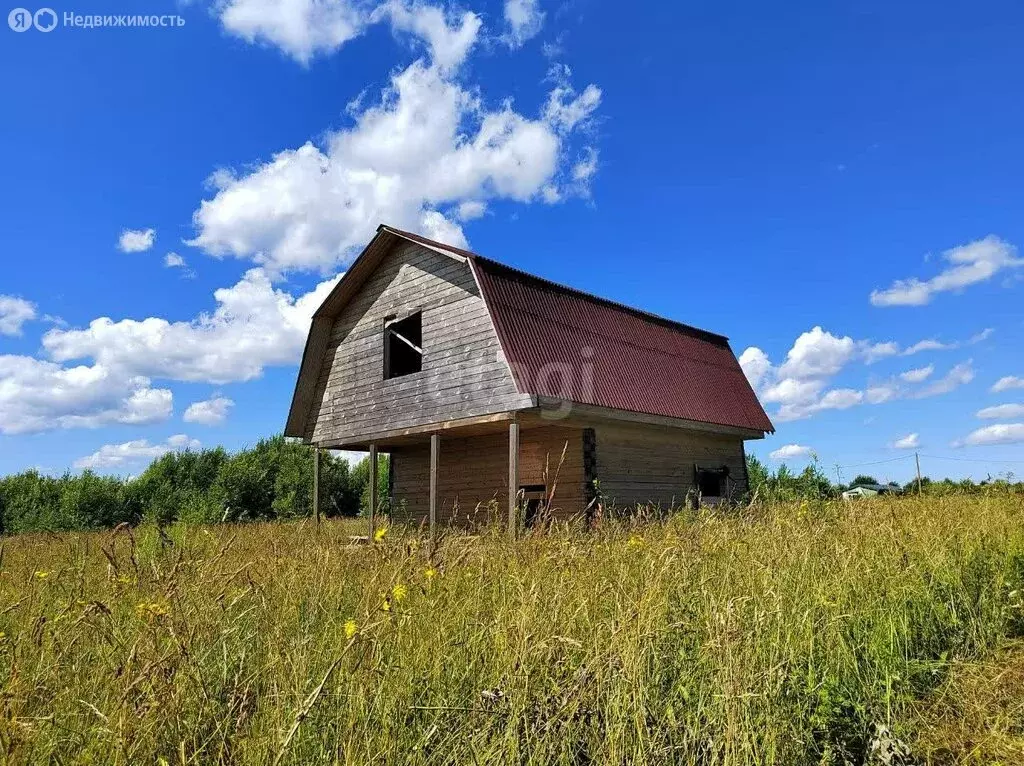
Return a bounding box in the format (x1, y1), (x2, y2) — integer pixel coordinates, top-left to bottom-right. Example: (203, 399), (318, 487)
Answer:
(594, 422), (748, 508)
(305, 242), (532, 444)
(390, 426), (586, 525)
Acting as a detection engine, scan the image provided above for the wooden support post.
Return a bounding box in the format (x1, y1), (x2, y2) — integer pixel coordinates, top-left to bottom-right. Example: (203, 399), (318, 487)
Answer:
(915, 452), (922, 495)
(369, 443), (378, 542)
(429, 433), (439, 539)
(312, 445), (321, 527)
(508, 421), (520, 536)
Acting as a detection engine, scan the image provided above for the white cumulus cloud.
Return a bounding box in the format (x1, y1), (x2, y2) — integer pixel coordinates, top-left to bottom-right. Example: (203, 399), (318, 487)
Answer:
(740, 325), (977, 423)
(456, 200), (486, 221)
(776, 326), (857, 379)
(164, 252), (186, 268)
(769, 444), (813, 460)
(911, 361), (974, 399)
(891, 433), (920, 449)
(954, 423), (1024, 447)
(0, 356), (172, 435)
(865, 383), (900, 404)
(217, 0), (368, 65)
(743, 327), (870, 422)
(215, 0), (504, 70)
(380, 1), (482, 72)
(543, 69), (602, 136)
(503, 0), (543, 48)
(198, 1), (600, 276)
(738, 347), (771, 389)
(42, 268), (341, 385)
(870, 235), (1023, 307)
(0, 295), (37, 336)
(75, 434), (201, 471)
(992, 376), (1024, 393)
(183, 395), (235, 425)
(976, 403), (1024, 420)
(899, 365), (934, 383)
(188, 55), (601, 275)
(571, 146), (599, 185)
(118, 228), (156, 253)
(2, 268), (337, 436)
(902, 339), (955, 355)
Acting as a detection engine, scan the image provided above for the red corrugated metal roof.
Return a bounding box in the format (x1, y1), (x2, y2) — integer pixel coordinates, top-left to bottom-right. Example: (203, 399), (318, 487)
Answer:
(470, 255), (774, 434)
(380, 226), (774, 434)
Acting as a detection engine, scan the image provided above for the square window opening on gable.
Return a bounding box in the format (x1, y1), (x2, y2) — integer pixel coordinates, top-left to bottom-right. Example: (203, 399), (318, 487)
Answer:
(384, 312), (423, 380)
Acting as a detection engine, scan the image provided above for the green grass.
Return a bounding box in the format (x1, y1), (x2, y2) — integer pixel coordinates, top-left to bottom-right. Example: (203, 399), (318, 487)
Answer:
(1, 495), (1023, 764)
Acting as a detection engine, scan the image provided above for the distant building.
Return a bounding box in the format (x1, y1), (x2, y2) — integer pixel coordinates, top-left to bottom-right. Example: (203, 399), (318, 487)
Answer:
(842, 483), (903, 500)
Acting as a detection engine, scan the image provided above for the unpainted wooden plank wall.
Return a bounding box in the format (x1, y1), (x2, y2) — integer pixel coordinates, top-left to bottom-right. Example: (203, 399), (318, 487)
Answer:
(390, 426), (586, 526)
(305, 242), (531, 443)
(594, 421), (747, 508)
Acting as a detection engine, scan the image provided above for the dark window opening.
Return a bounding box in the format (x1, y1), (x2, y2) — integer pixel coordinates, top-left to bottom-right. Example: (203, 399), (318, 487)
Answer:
(695, 466), (728, 498)
(520, 484), (547, 528)
(384, 312), (422, 380)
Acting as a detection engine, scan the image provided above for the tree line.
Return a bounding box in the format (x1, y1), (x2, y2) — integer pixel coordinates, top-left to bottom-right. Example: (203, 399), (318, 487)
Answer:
(0, 436), (389, 535)
(1, 439), (1019, 535)
(745, 454), (1023, 502)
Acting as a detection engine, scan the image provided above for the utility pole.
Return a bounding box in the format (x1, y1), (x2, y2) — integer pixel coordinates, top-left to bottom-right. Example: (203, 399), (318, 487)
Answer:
(915, 452), (922, 495)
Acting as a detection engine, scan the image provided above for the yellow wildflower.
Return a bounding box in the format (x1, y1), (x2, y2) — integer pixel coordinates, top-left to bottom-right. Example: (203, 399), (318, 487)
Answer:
(374, 527), (388, 542)
(34, 570), (51, 580)
(627, 535), (644, 549)
(344, 619), (358, 639)
(136, 601), (169, 621)
(424, 566), (437, 581)
(392, 584), (407, 602)
(381, 598), (392, 613)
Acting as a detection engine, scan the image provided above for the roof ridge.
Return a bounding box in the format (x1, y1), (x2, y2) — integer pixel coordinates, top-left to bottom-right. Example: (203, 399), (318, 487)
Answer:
(480, 292), (745, 374)
(380, 224), (729, 345)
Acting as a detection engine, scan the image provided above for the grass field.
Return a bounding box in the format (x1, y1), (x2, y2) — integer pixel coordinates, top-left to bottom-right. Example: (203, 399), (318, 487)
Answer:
(1, 495), (1023, 764)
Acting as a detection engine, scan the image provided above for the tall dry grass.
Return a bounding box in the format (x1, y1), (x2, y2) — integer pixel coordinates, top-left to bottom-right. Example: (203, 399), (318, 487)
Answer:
(0, 495), (1022, 764)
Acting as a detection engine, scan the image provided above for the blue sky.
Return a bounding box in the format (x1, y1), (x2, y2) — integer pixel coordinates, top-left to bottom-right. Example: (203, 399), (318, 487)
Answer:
(2, 0), (1023, 483)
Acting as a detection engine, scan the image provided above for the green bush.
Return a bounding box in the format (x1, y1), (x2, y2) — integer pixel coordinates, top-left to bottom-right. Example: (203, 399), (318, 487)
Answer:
(746, 454), (836, 502)
(0, 470), (138, 533)
(134, 447), (228, 524)
(0, 436), (379, 535)
(0, 470), (62, 533)
(350, 452), (391, 516)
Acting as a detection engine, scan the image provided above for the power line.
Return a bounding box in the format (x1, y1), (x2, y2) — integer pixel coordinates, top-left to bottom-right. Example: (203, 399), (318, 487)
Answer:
(834, 455), (915, 470)
(918, 453), (1024, 466)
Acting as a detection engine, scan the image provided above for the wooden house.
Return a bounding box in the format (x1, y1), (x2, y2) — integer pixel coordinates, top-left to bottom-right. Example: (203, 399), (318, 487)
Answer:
(285, 225), (774, 531)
